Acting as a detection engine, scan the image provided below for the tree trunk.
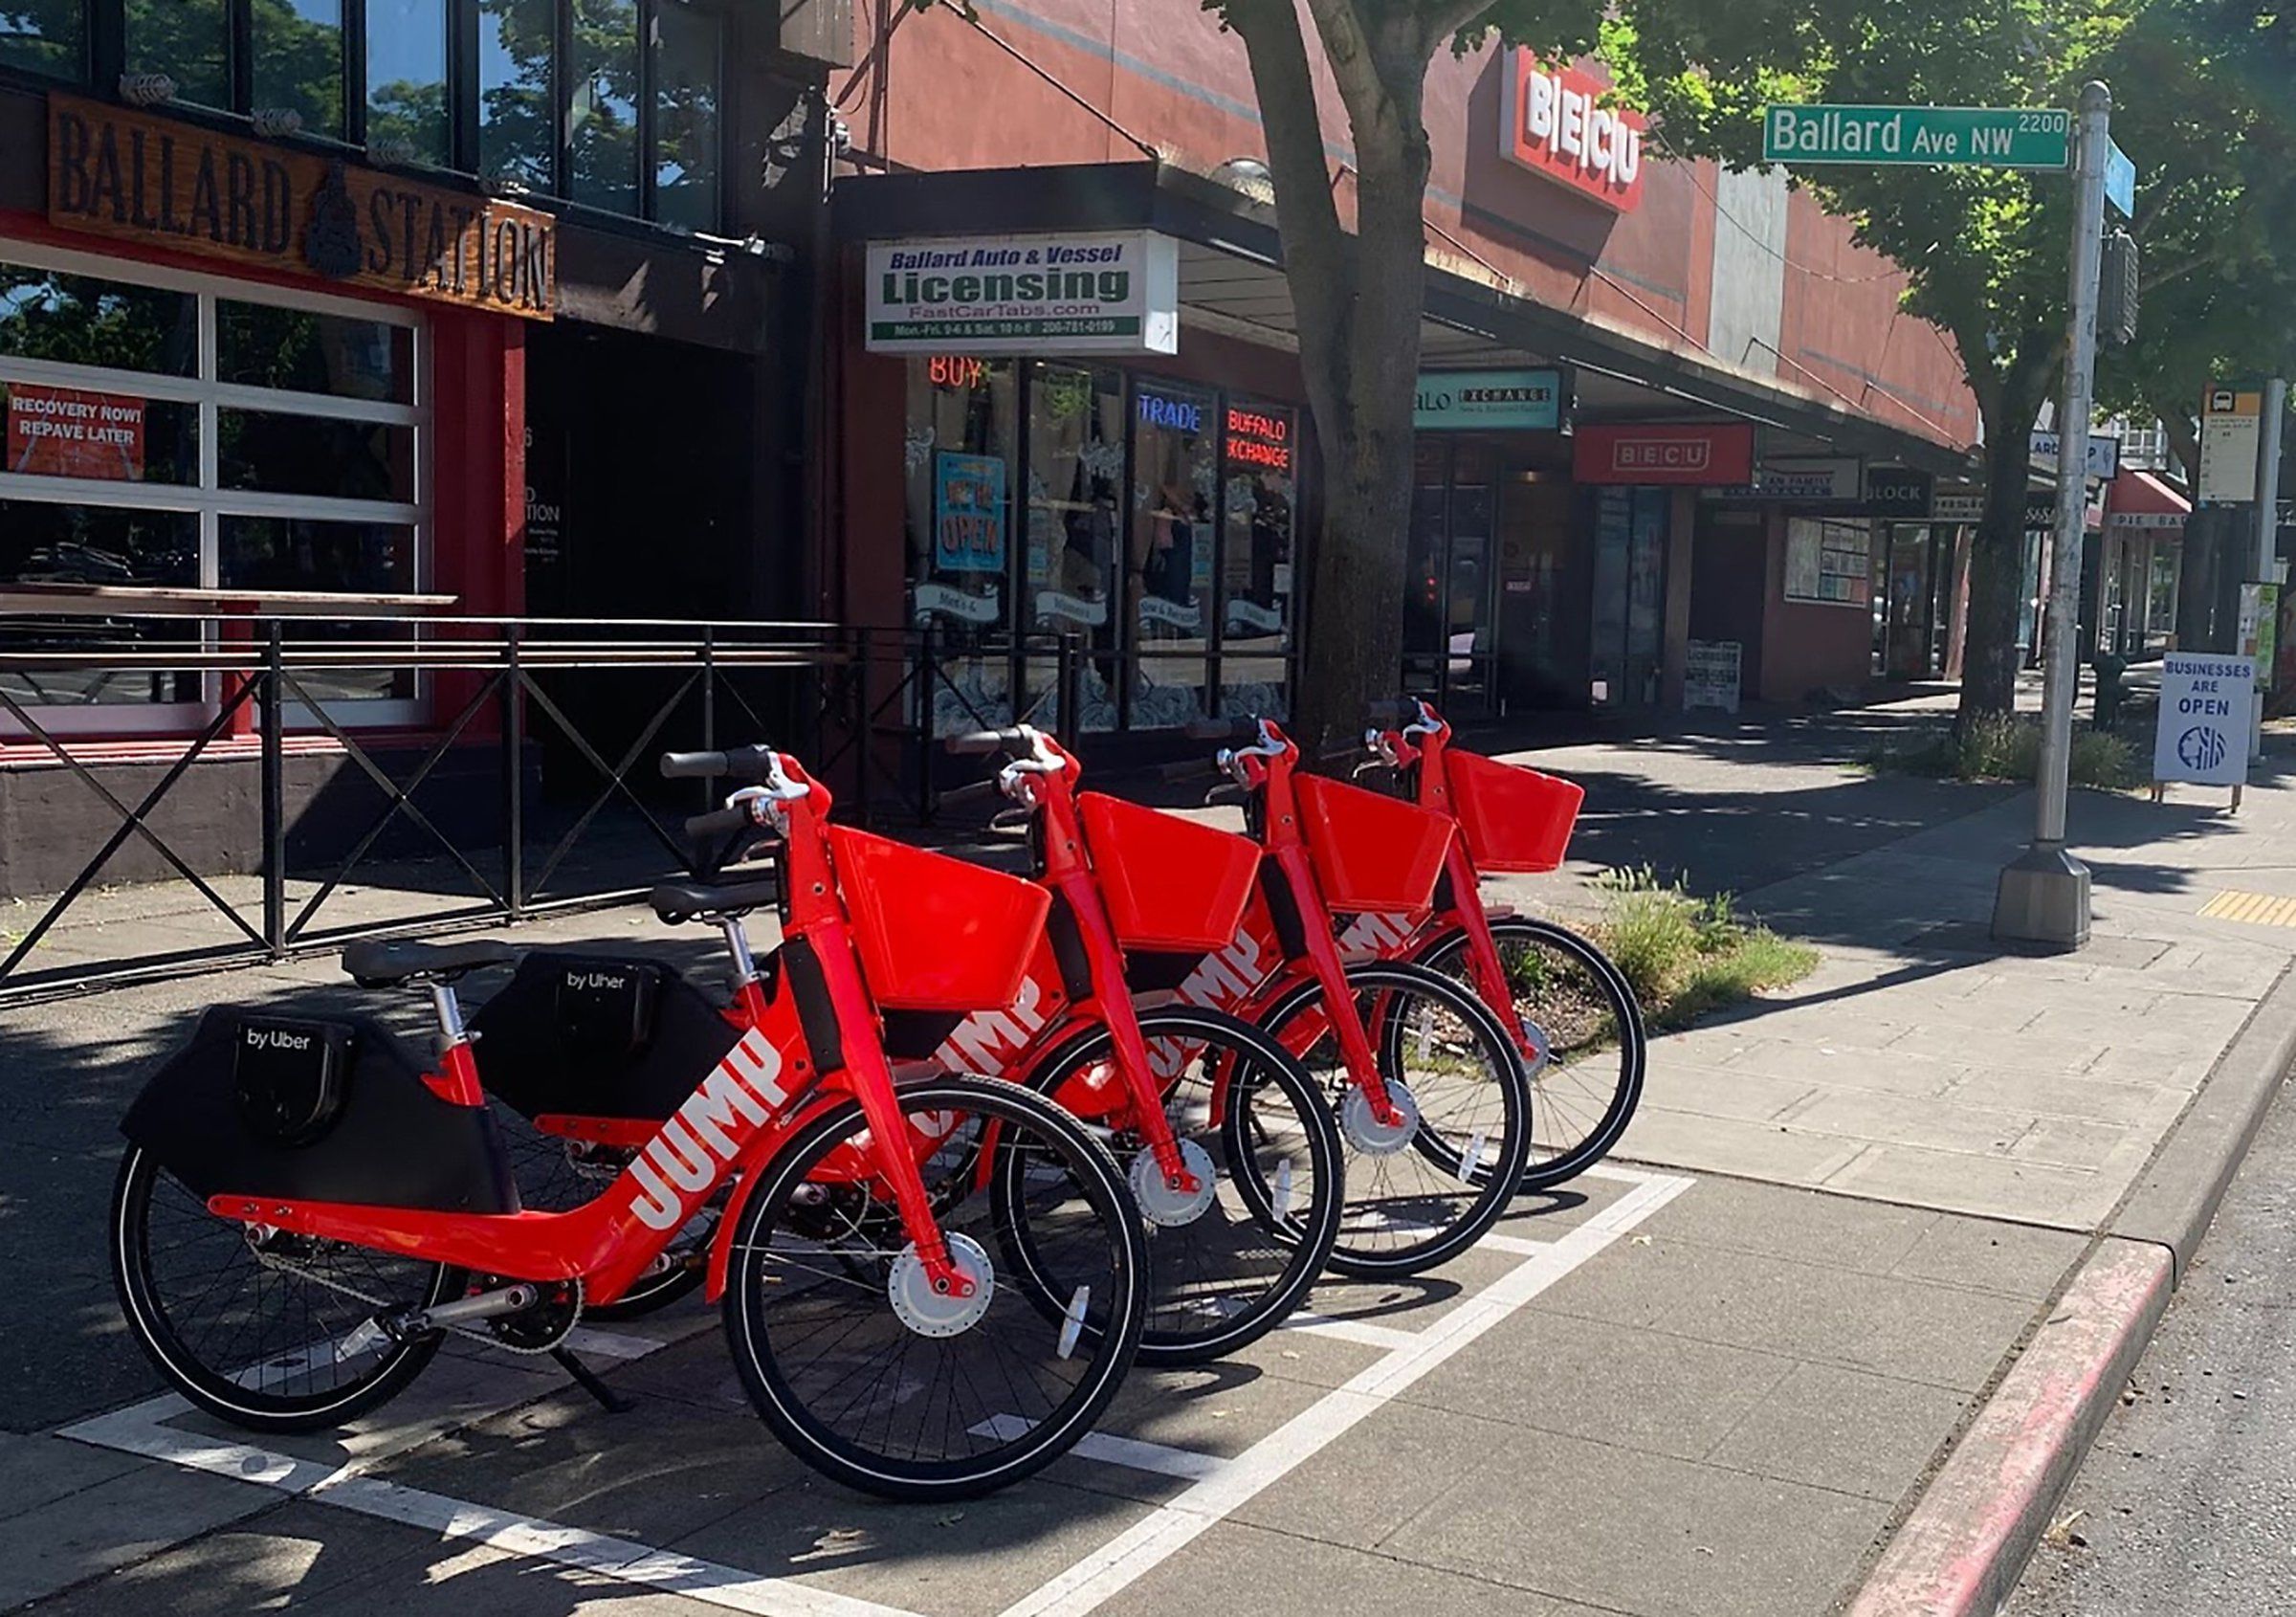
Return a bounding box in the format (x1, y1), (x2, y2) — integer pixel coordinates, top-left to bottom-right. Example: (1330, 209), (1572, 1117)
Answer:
(1957, 422), (2041, 723)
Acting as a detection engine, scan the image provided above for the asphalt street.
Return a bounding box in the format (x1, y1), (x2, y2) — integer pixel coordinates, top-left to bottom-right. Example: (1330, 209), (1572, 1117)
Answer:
(2007, 1072), (2296, 1617)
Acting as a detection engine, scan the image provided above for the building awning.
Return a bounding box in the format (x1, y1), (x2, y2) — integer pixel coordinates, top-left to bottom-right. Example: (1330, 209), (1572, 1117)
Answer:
(831, 161), (1972, 476)
(2105, 469), (2191, 532)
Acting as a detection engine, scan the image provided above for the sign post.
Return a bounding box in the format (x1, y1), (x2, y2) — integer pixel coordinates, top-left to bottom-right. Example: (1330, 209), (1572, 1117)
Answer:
(1992, 84), (2111, 948)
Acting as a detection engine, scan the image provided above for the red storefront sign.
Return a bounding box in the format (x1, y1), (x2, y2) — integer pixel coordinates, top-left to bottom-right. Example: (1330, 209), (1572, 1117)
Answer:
(1499, 54), (1648, 212)
(1573, 423), (1755, 486)
(6, 383), (145, 479)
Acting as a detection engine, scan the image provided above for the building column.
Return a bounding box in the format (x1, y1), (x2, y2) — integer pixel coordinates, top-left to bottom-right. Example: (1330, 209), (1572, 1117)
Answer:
(1660, 487), (1696, 708)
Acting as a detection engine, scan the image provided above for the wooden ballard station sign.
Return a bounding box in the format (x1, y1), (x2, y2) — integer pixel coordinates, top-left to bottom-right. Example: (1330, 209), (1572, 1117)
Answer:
(46, 95), (556, 319)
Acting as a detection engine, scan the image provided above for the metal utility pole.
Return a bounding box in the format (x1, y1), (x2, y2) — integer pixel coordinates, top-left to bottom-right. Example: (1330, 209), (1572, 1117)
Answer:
(1995, 80), (2110, 950)
(2255, 381), (2285, 580)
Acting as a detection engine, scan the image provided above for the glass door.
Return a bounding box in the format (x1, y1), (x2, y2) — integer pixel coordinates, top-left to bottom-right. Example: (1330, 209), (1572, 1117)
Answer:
(1402, 438), (1501, 715)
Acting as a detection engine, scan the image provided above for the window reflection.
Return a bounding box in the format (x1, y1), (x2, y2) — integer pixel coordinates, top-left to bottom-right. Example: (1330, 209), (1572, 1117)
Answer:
(217, 410), (415, 503)
(126, 0), (231, 110)
(0, 264), (198, 376)
(0, 501), (201, 705)
(1220, 398), (1295, 719)
(652, 1), (721, 230)
(905, 357), (1018, 735)
(218, 302), (411, 403)
(569, 0), (640, 215)
(1130, 380), (1215, 728)
(479, 0), (556, 189)
(0, 0), (83, 79)
(1027, 364), (1125, 731)
(220, 517), (416, 700)
(253, 0), (345, 137)
(367, 0), (451, 166)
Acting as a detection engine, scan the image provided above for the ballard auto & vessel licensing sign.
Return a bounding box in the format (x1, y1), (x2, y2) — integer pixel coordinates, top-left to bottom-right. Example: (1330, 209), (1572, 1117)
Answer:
(866, 231), (1179, 356)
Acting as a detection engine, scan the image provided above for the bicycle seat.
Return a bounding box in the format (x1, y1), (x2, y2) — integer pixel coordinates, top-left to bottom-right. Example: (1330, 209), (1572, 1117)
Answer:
(650, 875), (782, 923)
(342, 937), (520, 988)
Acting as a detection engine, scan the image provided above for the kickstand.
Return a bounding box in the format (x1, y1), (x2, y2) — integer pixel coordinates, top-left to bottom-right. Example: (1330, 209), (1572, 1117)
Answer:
(552, 1347), (635, 1414)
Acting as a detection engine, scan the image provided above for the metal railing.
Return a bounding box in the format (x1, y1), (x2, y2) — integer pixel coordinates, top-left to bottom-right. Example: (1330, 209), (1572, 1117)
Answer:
(0, 612), (1037, 1002)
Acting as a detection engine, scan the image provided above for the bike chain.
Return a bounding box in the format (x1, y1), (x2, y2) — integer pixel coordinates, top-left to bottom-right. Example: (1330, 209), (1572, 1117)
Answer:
(250, 1244), (584, 1356)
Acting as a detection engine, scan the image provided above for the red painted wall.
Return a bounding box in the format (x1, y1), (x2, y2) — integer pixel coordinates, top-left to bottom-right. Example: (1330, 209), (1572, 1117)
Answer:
(1758, 515), (1874, 700)
(840, 0), (1976, 452)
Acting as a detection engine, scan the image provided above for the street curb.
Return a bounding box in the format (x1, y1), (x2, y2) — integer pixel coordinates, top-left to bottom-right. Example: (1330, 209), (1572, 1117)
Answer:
(1843, 962), (2296, 1617)
(2111, 960), (2296, 1279)
(1843, 1238), (2172, 1617)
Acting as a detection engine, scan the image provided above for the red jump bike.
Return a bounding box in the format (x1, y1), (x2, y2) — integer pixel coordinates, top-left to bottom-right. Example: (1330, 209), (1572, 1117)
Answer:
(110, 747), (1150, 1500)
(1356, 698), (1646, 1190)
(920, 723), (1344, 1361)
(1116, 716), (1538, 1274)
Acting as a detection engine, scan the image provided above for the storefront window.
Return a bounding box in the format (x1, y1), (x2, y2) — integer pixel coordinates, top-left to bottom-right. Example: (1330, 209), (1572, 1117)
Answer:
(0, 0), (84, 79)
(2149, 541), (2181, 635)
(0, 501), (200, 706)
(217, 302), (412, 403)
(652, 0), (721, 231)
(568, 0), (641, 215)
(0, 249), (428, 722)
(366, 0), (451, 166)
(253, 0), (345, 138)
(220, 516), (415, 698)
(1220, 397), (1294, 719)
(906, 356), (1018, 735)
(1127, 379), (1214, 728)
(126, 0), (230, 110)
(479, 0), (556, 188)
(1027, 363), (1124, 730)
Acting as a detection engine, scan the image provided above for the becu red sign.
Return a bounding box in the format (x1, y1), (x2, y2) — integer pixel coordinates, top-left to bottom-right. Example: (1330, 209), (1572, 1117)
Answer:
(1573, 423), (1755, 486)
(1500, 54), (1647, 212)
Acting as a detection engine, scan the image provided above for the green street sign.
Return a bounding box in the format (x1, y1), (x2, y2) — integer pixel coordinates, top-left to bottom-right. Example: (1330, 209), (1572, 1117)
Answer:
(1763, 104), (2072, 169)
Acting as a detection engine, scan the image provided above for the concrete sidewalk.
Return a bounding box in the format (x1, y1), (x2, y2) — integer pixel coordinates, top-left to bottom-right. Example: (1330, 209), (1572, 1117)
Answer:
(7, 697), (2292, 1617)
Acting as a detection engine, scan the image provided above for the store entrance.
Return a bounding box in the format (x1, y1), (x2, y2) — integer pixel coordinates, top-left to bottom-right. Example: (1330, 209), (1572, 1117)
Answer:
(521, 324), (766, 793)
(523, 325), (764, 621)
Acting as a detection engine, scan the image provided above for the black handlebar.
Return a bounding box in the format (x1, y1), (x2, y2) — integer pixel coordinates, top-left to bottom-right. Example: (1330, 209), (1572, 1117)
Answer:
(945, 727), (1031, 756)
(661, 743), (778, 783)
(1363, 698), (1414, 729)
(938, 777), (1003, 808)
(684, 806), (756, 840)
(1182, 716), (1263, 742)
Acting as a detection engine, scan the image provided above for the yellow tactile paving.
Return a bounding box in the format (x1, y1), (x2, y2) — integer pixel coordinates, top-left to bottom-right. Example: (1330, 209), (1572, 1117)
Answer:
(2200, 889), (2296, 927)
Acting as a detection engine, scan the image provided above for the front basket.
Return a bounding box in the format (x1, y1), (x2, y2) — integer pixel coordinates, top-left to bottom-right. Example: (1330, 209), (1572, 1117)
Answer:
(830, 827), (1054, 1012)
(1444, 749), (1584, 874)
(1296, 773), (1452, 914)
(1079, 792), (1262, 954)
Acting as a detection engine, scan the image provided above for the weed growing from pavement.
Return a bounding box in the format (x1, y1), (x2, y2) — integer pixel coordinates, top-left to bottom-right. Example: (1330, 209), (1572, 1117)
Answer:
(1591, 865), (1818, 1030)
(1862, 713), (2139, 789)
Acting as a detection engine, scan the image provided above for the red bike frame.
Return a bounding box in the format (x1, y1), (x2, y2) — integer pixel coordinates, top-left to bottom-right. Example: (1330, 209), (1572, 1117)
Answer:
(205, 756), (986, 1308)
(942, 722), (1407, 1125)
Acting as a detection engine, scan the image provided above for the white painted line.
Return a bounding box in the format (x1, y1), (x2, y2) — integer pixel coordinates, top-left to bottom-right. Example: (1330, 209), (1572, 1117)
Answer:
(996, 1169), (1695, 1617)
(63, 1402), (930, 1617)
(64, 1166), (1691, 1617)
(972, 1416), (1226, 1483)
(1278, 1313), (1424, 1351)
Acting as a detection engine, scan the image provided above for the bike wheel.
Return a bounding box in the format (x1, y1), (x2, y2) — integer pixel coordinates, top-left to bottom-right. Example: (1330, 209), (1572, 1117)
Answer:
(110, 1145), (461, 1432)
(1256, 962), (1532, 1278)
(1418, 917), (1646, 1192)
(497, 1110), (709, 1319)
(1008, 1008), (1343, 1365)
(721, 1077), (1146, 1500)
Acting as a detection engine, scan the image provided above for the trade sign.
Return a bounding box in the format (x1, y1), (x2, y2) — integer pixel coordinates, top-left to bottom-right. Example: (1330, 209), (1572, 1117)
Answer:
(1572, 423), (1755, 486)
(1708, 455), (1862, 501)
(1414, 368), (1563, 431)
(1762, 104), (2071, 170)
(1499, 54), (1647, 211)
(1932, 484), (1986, 523)
(2029, 429), (2121, 481)
(1865, 466), (1934, 518)
(2152, 652), (2253, 786)
(866, 231), (1180, 355)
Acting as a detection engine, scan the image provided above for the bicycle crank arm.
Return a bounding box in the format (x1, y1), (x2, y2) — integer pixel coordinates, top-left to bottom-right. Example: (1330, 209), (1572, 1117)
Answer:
(391, 1283), (541, 1337)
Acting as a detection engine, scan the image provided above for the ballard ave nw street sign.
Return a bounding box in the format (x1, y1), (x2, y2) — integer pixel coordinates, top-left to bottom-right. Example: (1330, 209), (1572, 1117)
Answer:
(1764, 104), (2072, 169)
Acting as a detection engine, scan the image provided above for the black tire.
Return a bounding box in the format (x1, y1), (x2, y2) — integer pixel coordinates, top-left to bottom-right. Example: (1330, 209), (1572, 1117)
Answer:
(1416, 917), (1646, 1192)
(721, 1077), (1146, 1500)
(1255, 961), (1533, 1278)
(110, 1145), (461, 1432)
(496, 1110), (708, 1319)
(1005, 1007), (1343, 1365)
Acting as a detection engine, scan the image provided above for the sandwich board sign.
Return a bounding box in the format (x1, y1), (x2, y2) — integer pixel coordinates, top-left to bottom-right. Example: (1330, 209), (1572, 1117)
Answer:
(2152, 652), (2253, 796)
